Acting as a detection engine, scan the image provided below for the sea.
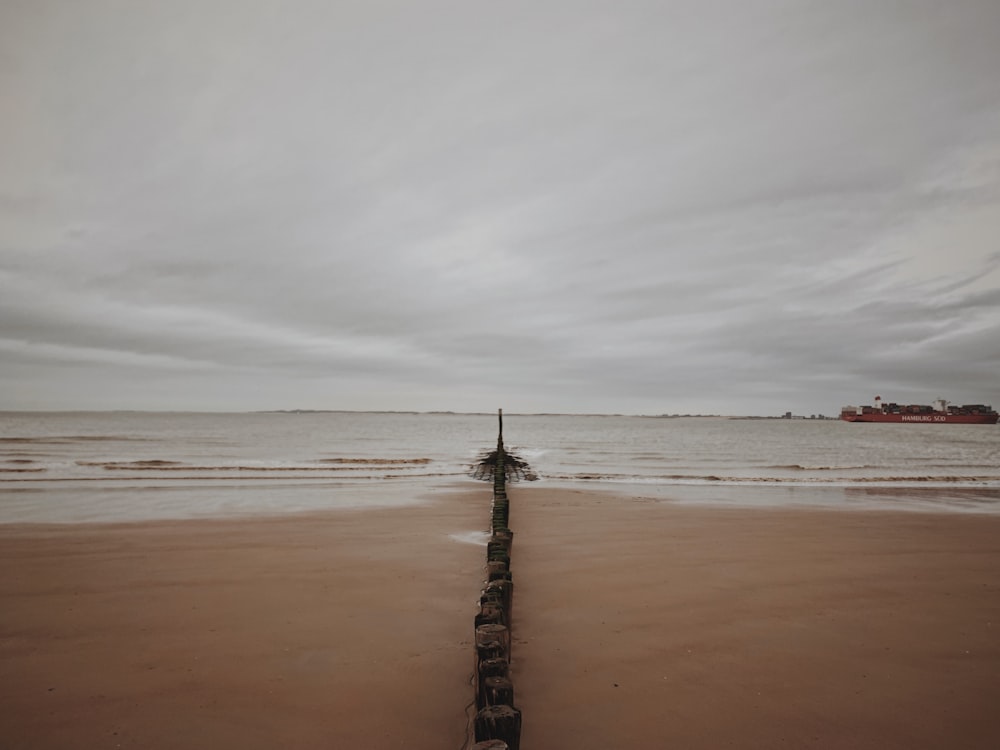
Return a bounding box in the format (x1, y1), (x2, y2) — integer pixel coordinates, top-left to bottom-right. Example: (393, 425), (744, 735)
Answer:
(2, 411), (999, 523)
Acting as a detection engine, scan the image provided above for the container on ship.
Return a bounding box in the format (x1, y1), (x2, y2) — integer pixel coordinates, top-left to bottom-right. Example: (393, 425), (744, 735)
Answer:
(840, 396), (999, 424)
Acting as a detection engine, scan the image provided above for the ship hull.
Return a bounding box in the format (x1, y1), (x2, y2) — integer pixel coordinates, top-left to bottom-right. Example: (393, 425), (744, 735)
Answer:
(841, 413), (999, 424)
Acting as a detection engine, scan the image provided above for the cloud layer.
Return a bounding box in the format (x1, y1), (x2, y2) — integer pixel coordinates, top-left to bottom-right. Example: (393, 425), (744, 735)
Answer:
(2, 1), (1000, 414)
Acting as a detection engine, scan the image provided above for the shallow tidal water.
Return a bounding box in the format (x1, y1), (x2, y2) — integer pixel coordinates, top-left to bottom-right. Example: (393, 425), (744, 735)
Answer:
(2, 411), (999, 522)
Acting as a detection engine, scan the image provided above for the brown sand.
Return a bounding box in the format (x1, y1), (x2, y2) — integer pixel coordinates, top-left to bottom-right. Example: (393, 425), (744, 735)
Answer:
(0, 492), (486, 750)
(2, 486), (1000, 749)
(514, 488), (1000, 749)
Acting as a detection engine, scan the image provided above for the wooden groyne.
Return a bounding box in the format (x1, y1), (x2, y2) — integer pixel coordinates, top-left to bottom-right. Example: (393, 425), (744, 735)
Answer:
(469, 410), (521, 750)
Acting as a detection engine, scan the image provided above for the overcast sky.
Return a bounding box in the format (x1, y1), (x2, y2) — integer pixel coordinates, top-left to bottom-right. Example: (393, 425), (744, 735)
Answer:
(2, 1), (999, 415)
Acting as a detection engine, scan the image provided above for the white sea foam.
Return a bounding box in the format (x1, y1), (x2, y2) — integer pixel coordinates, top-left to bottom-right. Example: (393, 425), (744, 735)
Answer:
(448, 530), (490, 546)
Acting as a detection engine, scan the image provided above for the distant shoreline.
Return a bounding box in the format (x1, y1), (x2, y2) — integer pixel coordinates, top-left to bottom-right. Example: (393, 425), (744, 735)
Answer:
(1, 409), (836, 419)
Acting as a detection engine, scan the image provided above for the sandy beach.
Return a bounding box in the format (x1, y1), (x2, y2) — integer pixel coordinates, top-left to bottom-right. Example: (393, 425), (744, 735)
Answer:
(3, 485), (1000, 749)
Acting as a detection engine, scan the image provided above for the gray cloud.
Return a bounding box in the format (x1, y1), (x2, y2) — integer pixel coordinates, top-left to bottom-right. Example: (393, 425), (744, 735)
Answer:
(2, 0), (1000, 414)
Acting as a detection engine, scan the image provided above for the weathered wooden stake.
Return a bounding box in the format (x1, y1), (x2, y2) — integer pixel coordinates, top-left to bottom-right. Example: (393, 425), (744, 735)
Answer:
(471, 741), (509, 750)
(478, 657), (509, 680)
(475, 639), (506, 667)
(475, 623), (510, 659)
(486, 549), (510, 568)
(486, 559), (511, 582)
(476, 660), (513, 709)
(484, 579), (513, 618)
(482, 675), (515, 708)
(474, 704), (522, 750)
(475, 602), (505, 628)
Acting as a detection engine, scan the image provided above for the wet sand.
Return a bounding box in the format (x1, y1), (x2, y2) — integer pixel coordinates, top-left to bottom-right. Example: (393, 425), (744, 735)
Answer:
(2, 486), (1000, 749)
(514, 487), (1000, 749)
(0, 491), (486, 750)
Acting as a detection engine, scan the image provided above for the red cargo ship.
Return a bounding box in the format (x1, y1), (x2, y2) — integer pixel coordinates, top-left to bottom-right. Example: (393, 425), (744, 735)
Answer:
(840, 396), (999, 424)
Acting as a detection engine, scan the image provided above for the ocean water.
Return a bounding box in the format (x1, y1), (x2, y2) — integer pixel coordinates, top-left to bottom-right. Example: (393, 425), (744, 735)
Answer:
(1, 411), (999, 522)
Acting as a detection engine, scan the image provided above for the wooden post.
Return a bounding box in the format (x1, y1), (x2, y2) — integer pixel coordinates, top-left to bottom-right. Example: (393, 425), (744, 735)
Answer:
(486, 559), (511, 582)
(475, 704), (521, 750)
(478, 657), (509, 680)
(486, 551), (510, 569)
(487, 538), (511, 558)
(484, 579), (513, 619)
(475, 623), (510, 659)
(476, 659), (512, 710)
(493, 527), (513, 547)
(475, 639), (506, 667)
(482, 675), (515, 707)
(494, 410), (506, 497)
(475, 602), (505, 628)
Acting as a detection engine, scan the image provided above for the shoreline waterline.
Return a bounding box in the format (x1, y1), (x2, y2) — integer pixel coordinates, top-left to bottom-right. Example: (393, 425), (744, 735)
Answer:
(5, 479), (1000, 525)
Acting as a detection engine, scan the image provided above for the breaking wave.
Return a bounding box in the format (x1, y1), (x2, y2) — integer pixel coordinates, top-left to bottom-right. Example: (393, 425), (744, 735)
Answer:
(546, 472), (1000, 487)
(0, 471), (466, 483)
(0, 435), (155, 444)
(318, 457), (432, 465)
(764, 464), (879, 471)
